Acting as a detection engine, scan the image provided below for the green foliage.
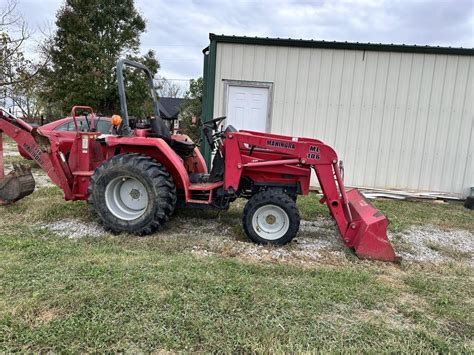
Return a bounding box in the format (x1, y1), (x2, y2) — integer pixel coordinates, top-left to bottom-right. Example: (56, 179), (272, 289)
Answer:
(1, 186), (473, 352)
(179, 77), (203, 143)
(0, 1), (45, 118)
(121, 50), (160, 118)
(1, 227), (472, 352)
(40, 0), (158, 118)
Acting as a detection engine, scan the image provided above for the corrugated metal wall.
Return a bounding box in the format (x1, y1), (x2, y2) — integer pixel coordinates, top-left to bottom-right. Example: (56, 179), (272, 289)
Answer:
(213, 43), (474, 196)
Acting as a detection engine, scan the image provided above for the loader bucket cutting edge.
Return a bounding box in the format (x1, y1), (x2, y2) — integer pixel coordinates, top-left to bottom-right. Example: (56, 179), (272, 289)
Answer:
(345, 189), (398, 262)
(0, 164), (36, 204)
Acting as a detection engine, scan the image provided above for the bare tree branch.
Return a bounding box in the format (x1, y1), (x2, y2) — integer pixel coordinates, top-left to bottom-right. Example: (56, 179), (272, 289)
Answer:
(0, 0), (19, 27)
(156, 77), (185, 98)
(0, 0), (47, 118)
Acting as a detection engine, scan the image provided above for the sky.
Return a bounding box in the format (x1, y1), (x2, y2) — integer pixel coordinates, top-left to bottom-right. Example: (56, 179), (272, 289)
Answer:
(15, 0), (474, 84)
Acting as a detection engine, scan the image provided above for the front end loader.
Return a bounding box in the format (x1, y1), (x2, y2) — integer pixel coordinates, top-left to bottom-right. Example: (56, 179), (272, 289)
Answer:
(0, 59), (398, 262)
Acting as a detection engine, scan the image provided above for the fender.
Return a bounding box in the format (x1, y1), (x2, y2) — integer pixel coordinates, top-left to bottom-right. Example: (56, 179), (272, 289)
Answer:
(105, 136), (192, 200)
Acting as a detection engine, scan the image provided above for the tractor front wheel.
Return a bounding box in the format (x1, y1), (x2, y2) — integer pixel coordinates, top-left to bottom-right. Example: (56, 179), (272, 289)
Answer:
(88, 154), (176, 235)
(243, 190), (300, 245)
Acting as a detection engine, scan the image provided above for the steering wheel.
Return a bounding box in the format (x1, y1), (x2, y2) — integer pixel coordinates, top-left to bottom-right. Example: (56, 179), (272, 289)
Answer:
(202, 116), (226, 150)
(203, 116), (226, 130)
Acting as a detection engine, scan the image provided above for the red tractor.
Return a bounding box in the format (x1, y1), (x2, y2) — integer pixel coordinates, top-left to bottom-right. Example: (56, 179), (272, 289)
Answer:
(0, 59), (397, 262)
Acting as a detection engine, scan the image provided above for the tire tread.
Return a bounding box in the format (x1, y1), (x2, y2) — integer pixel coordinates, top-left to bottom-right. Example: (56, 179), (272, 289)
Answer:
(242, 190), (300, 245)
(87, 153), (176, 235)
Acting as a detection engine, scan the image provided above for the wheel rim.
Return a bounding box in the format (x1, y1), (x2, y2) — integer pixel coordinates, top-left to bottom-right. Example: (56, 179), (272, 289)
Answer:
(105, 176), (149, 221)
(251, 204), (290, 241)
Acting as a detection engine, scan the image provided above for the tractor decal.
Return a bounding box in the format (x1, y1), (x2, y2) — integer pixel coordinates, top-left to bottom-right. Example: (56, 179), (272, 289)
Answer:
(22, 143), (44, 165)
(307, 153), (320, 160)
(307, 145), (321, 160)
(266, 140), (296, 149)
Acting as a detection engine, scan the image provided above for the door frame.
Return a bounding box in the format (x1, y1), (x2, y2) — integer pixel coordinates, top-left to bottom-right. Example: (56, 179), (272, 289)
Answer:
(222, 79), (274, 132)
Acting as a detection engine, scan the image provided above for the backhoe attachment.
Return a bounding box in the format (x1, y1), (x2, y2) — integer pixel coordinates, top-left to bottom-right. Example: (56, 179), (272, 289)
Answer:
(0, 163), (35, 203)
(0, 131), (35, 204)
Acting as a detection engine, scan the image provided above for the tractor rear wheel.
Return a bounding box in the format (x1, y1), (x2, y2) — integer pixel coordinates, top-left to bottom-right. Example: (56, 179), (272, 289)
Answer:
(242, 190), (300, 245)
(88, 154), (176, 235)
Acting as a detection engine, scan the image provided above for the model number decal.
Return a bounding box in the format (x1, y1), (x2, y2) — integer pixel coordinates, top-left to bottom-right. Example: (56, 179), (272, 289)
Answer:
(266, 140), (296, 149)
(307, 153), (320, 160)
(307, 145), (320, 160)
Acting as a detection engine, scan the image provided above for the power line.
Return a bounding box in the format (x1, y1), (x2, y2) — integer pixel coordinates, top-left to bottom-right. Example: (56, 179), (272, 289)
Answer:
(159, 59), (202, 62)
(155, 78), (193, 81)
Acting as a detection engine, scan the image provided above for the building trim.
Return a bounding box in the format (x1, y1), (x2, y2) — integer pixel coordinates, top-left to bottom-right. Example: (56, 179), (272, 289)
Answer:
(209, 33), (474, 56)
(200, 41), (217, 166)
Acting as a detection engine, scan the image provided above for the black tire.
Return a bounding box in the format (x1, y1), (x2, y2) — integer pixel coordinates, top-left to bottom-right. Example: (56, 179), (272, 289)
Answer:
(88, 153), (176, 235)
(242, 190), (300, 245)
(464, 197), (474, 210)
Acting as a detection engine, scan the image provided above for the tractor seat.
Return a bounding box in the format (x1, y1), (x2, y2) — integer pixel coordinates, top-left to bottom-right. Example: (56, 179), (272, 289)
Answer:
(168, 139), (196, 157)
(147, 132), (196, 157)
(148, 118), (195, 157)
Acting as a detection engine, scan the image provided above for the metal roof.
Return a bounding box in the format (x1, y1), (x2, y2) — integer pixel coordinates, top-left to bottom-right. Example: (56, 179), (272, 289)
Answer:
(209, 33), (474, 56)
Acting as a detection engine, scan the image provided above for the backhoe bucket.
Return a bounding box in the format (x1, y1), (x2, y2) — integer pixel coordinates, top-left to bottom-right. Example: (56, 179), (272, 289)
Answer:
(345, 189), (398, 262)
(0, 164), (36, 204)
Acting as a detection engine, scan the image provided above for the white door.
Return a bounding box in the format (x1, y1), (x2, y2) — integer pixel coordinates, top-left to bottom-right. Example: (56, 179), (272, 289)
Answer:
(226, 85), (269, 131)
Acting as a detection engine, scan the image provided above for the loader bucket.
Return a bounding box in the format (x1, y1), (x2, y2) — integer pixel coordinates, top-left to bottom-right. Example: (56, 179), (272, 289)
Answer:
(0, 164), (36, 204)
(345, 189), (398, 262)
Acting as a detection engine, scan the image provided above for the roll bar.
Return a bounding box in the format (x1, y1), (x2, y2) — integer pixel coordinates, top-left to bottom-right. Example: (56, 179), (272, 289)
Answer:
(116, 58), (162, 136)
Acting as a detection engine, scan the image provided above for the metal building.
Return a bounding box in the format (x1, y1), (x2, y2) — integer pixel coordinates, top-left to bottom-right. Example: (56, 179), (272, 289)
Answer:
(202, 34), (474, 197)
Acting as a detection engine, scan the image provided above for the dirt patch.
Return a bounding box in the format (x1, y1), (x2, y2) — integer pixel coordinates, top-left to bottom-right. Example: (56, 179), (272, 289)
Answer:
(168, 216), (348, 265)
(36, 309), (57, 324)
(41, 219), (107, 239)
(2, 137), (54, 188)
(2, 161), (53, 188)
(31, 169), (54, 188)
(38, 215), (474, 266)
(2, 141), (20, 157)
(177, 217), (474, 265)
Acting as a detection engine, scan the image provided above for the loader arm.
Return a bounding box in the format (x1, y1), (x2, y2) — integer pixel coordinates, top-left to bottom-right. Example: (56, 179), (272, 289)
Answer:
(223, 130), (397, 262)
(0, 108), (73, 201)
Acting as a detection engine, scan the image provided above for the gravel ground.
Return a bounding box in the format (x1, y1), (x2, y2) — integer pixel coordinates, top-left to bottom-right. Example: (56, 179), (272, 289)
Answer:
(2, 162), (54, 188)
(2, 141), (20, 157)
(31, 169), (54, 188)
(41, 219), (107, 239)
(5, 141), (472, 265)
(392, 227), (473, 263)
(40, 215), (473, 265)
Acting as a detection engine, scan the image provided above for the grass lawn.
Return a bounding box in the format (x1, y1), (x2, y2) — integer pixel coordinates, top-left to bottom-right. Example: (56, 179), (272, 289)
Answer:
(1, 187), (473, 352)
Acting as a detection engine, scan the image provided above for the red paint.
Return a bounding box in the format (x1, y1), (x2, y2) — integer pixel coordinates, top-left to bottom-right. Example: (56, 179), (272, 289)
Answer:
(0, 132), (4, 180)
(0, 106), (397, 262)
(17, 116), (113, 160)
(222, 130), (396, 261)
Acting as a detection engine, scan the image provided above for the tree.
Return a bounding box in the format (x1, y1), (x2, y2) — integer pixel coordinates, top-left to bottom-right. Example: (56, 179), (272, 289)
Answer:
(179, 77), (202, 143)
(1, 0), (32, 89)
(8, 67), (42, 118)
(156, 77), (184, 98)
(0, 0), (46, 118)
(41, 0), (158, 117)
(123, 50), (160, 118)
